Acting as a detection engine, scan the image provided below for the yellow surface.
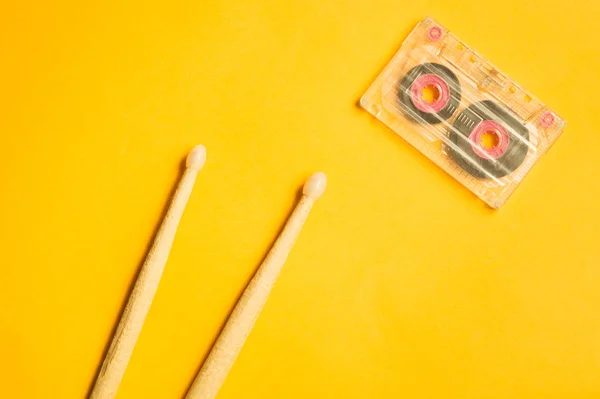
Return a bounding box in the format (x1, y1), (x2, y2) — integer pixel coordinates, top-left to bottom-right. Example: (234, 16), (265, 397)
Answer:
(1, 1), (599, 398)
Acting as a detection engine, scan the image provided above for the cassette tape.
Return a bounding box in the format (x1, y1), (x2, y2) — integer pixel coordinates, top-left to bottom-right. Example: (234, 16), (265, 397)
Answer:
(360, 17), (566, 208)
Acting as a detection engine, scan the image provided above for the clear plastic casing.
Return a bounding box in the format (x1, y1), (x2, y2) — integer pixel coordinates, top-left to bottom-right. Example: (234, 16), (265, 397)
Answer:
(361, 18), (565, 208)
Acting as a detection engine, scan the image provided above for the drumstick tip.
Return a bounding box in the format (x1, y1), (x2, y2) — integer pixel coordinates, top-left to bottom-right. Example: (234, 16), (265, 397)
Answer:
(186, 145), (207, 172)
(303, 172), (326, 200)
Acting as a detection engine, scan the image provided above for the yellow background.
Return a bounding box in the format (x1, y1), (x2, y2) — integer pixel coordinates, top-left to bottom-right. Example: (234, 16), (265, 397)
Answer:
(1, 0), (598, 398)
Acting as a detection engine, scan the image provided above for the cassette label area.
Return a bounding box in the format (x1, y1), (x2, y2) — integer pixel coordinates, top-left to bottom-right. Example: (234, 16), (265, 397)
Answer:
(361, 18), (566, 208)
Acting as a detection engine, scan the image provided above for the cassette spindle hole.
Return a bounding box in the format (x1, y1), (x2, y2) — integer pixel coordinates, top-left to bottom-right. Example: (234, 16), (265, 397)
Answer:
(468, 119), (511, 160)
(410, 73), (451, 113)
(481, 130), (501, 150)
(399, 63), (462, 124)
(421, 85), (441, 103)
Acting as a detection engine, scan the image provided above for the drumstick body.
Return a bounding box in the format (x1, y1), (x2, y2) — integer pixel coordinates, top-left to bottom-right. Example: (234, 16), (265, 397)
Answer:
(90, 145), (206, 399)
(185, 172), (326, 399)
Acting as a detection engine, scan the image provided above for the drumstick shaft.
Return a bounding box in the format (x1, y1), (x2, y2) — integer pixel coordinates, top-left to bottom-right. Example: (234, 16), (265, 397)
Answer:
(90, 146), (206, 399)
(185, 173), (326, 399)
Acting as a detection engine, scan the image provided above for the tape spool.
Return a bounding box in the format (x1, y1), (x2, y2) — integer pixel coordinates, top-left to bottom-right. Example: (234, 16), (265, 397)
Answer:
(447, 100), (529, 178)
(398, 62), (461, 124)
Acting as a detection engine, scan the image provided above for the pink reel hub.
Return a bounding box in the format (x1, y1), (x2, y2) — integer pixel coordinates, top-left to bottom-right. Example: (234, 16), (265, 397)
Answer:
(410, 74), (451, 113)
(469, 120), (511, 159)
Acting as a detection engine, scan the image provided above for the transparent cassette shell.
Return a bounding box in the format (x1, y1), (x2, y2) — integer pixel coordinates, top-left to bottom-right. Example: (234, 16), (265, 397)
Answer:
(361, 18), (566, 208)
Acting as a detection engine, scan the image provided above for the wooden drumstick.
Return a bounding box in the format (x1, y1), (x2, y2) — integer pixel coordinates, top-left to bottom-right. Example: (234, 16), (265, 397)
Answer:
(185, 172), (327, 399)
(89, 145), (207, 399)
